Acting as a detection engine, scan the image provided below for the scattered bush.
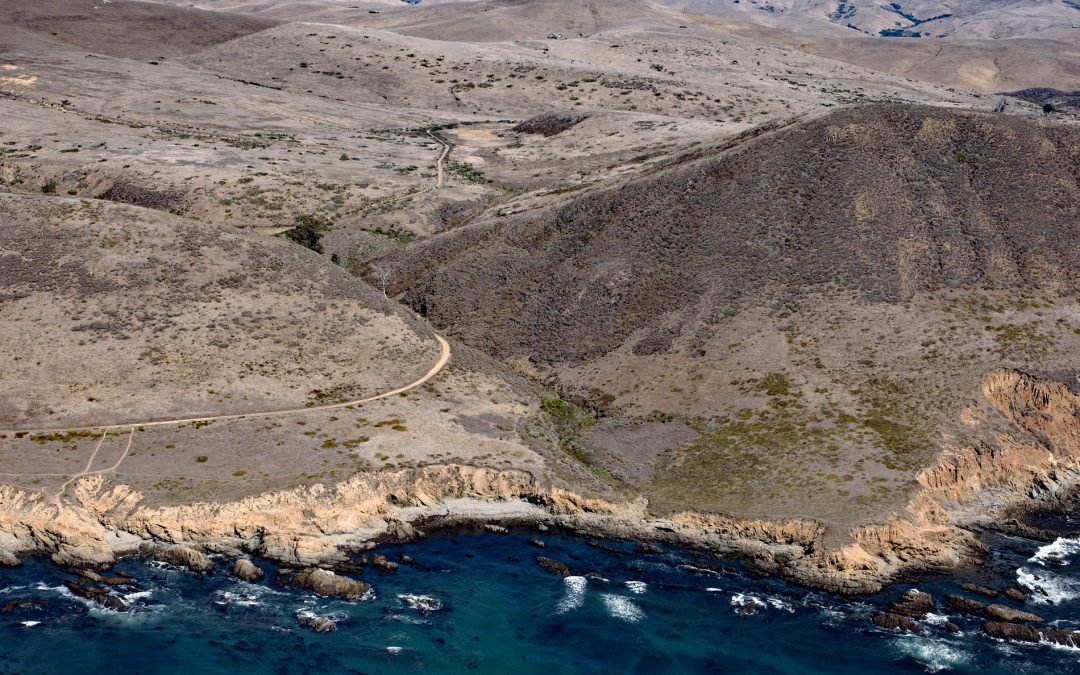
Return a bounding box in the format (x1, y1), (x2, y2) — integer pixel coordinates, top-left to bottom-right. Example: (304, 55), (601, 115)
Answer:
(100, 176), (189, 214)
(512, 112), (590, 137)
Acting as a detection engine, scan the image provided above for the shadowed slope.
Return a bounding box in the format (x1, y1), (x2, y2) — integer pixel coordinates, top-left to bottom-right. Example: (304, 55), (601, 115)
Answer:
(0, 0), (279, 58)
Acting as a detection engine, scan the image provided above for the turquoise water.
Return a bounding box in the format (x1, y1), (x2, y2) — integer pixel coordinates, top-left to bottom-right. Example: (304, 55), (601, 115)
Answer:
(1, 528), (1079, 674)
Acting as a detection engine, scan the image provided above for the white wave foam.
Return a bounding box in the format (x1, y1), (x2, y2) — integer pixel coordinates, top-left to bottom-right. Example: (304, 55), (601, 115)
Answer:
(554, 576), (587, 615)
(386, 646), (403, 654)
(212, 582), (281, 608)
(705, 587), (722, 593)
(894, 637), (971, 672)
(385, 613), (431, 626)
(296, 608), (346, 623)
(599, 594), (645, 623)
(678, 564), (719, 577)
(21, 621), (41, 627)
(624, 581), (647, 595)
(1030, 537), (1080, 567)
(766, 596), (795, 613)
(730, 593), (767, 609)
(923, 613), (951, 626)
(397, 594), (442, 614)
(1017, 567), (1080, 605)
(123, 590), (153, 602)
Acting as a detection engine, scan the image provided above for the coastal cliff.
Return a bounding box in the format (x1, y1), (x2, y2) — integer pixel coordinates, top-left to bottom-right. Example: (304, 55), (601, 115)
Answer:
(0, 369), (1077, 594)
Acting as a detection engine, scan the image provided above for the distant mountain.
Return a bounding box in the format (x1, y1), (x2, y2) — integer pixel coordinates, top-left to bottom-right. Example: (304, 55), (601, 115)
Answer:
(658, 0), (1079, 39)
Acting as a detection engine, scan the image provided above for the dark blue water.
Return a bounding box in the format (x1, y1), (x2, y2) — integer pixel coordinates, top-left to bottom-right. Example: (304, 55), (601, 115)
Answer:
(1, 529), (1079, 674)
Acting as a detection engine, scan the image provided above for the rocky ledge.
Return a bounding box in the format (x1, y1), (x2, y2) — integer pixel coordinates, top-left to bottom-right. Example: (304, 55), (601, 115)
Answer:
(0, 369), (1076, 596)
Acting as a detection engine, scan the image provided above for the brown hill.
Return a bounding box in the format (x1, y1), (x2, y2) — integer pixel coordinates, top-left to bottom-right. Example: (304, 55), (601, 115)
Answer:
(394, 104), (1079, 364)
(384, 104), (1080, 524)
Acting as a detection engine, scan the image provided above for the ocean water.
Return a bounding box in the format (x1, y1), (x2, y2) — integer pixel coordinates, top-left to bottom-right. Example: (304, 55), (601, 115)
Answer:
(1, 528), (1079, 674)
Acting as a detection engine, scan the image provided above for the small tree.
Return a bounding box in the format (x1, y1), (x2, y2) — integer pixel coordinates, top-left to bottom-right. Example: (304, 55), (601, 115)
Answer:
(372, 264), (394, 299)
(1043, 103), (1056, 116)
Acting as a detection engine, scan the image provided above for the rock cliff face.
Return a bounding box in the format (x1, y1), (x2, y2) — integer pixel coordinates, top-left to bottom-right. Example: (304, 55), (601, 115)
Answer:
(0, 368), (1076, 593)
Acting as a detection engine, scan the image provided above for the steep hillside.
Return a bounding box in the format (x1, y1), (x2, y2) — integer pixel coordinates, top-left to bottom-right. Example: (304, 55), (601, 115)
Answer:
(397, 105), (1078, 363)
(386, 104), (1080, 525)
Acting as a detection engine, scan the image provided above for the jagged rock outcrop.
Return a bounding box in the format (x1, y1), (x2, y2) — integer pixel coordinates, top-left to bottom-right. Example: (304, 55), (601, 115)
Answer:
(0, 546), (20, 567)
(139, 543), (214, 573)
(536, 556), (572, 577)
(1003, 588), (1028, 603)
(872, 612), (922, 634)
(231, 558), (264, 582)
(371, 554), (398, 573)
(279, 568), (369, 600)
(887, 590), (935, 618)
(944, 594), (988, 616)
(983, 622), (1080, 648)
(985, 604), (1043, 624)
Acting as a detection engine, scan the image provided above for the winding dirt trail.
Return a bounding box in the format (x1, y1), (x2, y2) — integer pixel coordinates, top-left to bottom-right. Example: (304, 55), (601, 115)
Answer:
(10, 335), (450, 436)
(244, 129), (451, 233)
(39, 335), (448, 509)
(429, 129), (451, 188)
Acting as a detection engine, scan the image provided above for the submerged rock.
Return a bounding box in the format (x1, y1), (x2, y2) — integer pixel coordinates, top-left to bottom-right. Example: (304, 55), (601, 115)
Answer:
(139, 543), (213, 573)
(1, 596), (87, 619)
(296, 612), (337, 633)
(635, 542), (663, 555)
(372, 554), (398, 574)
(63, 581), (128, 612)
(536, 556), (571, 577)
(959, 583), (998, 598)
(280, 568), (369, 600)
(872, 612), (921, 634)
(231, 559), (265, 582)
(530, 539), (546, 549)
(398, 593), (443, 616)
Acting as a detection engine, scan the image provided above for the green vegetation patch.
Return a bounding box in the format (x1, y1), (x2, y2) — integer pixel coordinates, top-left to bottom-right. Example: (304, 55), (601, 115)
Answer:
(281, 214), (333, 254)
(540, 395), (596, 465)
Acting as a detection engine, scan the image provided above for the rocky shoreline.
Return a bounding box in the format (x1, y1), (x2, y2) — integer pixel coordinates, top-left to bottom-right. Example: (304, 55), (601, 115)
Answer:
(0, 369), (1077, 602)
